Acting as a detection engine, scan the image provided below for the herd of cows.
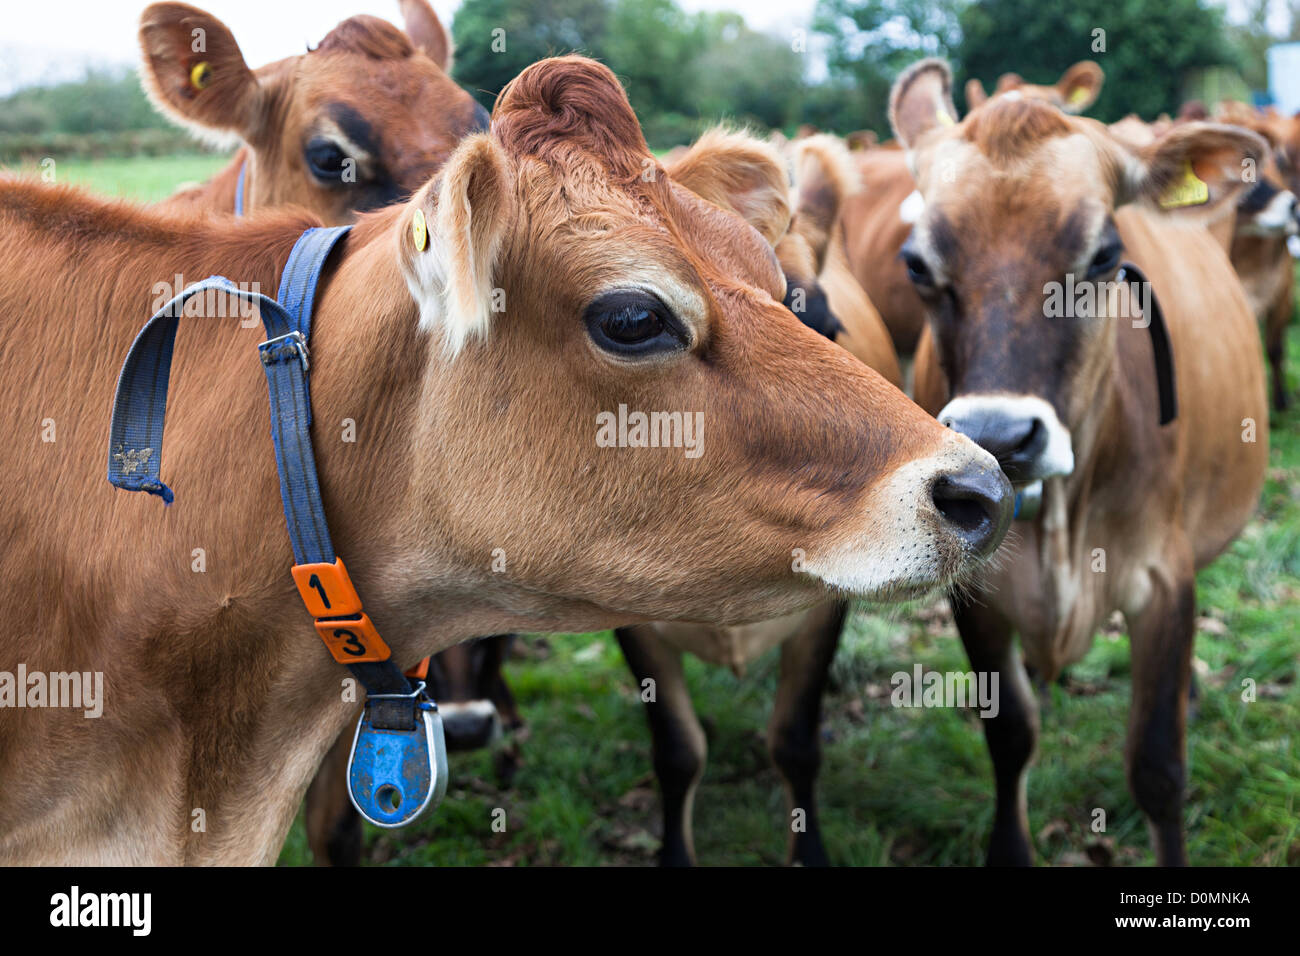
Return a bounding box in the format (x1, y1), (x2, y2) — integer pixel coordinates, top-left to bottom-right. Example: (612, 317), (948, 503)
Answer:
(0, 1), (1295, 866)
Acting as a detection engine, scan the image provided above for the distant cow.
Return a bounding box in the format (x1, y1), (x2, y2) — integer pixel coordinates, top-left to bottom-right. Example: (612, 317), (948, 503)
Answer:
(1215, 103), (1299, 411)
(0, 56), (1010, 863)
(896, 59), (1268, 865)
(140, 1), (487, 221)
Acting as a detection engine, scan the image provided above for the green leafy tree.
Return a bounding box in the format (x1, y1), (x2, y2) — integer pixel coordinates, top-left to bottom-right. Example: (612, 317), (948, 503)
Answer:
(813, 0), (966, 136)
(689, 12), (805, 131)
(450, 0), (609, 109)
(604, 0), (706, 122)
(958, 0), (1240, 121)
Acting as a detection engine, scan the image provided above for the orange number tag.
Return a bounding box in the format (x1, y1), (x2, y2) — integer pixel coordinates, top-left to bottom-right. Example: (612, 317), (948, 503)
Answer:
(314, 614), (391, 664)
(292, 558), (363, 618)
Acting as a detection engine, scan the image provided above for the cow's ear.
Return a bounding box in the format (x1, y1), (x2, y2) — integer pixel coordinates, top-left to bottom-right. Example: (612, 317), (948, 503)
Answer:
(666, 128), (791, 247)
(788, 134), (857, 272)
(1120, 122), (1268, 219)
(964, 78), (987, 111)
(399, 0), (453, 72)
(889, 59), (958, 149)
(401, 134), (514, 356)
(138, 3), (260, 146)
(1056, 61), (1103, 114)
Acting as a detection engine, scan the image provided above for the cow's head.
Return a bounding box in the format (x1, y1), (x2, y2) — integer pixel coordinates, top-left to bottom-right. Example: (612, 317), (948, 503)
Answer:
(893, 59), (1264, 485)
(1214, 104), (1299, 238)
(423, 635), (521, 750)
(139, 1), (487, 222)
(965, 61), (1104, 115)
(1262, 109), (1300, 204)
(387, 57), (1011, 622)
(663, 129), (845, 341)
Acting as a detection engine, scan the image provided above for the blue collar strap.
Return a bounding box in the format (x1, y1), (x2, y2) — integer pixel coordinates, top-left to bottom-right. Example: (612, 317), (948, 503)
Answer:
(234, 160), (246, 217)
(106, 224), (446, 827)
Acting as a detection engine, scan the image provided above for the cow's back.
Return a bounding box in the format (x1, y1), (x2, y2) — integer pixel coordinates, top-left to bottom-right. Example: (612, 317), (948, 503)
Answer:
(840, 149), (924, 357)
(1118, 207), (1269, 568)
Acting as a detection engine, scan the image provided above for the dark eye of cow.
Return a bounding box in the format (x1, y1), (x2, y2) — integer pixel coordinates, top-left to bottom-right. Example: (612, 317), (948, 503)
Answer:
(1085, 241), (1122, 279)
(901, 249), (935, 288)
(304, 138), (349, 182)
(584, 290), (687, 358)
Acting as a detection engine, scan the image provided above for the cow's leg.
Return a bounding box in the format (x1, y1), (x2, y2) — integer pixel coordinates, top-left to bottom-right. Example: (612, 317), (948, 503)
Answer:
(614, 626), (706, 867)
(1125, 559), (1196, 867)
(304, 708), (364, 866)
(768, 601), (846, 866)
(1266, 285), (1291, 411)
(952, 590), (1038, 866)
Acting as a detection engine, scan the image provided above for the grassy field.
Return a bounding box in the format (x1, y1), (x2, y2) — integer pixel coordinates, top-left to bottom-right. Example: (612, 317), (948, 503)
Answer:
(3, 153), (229, 202)
(30, 153), (1294, 866)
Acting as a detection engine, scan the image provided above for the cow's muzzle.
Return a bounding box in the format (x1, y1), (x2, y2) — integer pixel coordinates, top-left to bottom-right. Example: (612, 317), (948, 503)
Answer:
(938, 394), (1075, 486)
(438, 700), (503, 751)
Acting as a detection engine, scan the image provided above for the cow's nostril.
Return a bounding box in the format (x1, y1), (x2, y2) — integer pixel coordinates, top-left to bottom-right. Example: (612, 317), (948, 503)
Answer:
(931, 466), (1014, 557)
(1013, 417), (1043, 454)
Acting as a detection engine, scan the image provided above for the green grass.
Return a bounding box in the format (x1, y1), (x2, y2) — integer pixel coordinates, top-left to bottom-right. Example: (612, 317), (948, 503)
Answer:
(3, 153), (229, 202)
(277, 318), (1300, 868)
(49, 153), (1295, 866)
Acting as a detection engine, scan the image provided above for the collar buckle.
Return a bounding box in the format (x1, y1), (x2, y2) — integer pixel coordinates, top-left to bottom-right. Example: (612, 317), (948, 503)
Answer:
(259, 330), (309, 373)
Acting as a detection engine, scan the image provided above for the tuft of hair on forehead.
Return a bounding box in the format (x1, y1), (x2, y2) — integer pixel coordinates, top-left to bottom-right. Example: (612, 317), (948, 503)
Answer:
(315, 15), (413, 60)
(962, 96), (1074, 164)
(491, 56), (652, 181)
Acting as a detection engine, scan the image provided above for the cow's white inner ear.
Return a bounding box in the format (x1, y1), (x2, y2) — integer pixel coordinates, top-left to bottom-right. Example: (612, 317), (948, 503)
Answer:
(400, 135), (513, 358)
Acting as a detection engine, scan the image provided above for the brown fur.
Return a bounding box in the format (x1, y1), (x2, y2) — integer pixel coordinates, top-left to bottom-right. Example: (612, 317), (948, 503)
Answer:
(0, 56), (1001, 864)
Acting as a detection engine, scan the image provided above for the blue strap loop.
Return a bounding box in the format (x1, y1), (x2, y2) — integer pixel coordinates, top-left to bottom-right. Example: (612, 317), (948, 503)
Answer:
(107, 226), (350, 574)
(106, 224), (426, 719)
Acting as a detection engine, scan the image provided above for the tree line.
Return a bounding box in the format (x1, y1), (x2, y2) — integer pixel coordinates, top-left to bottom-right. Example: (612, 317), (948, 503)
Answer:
(2, 0), (1295, 155)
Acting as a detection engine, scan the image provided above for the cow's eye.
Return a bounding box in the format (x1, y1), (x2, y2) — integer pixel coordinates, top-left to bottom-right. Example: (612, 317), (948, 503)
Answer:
(305, 138), (349, 182)
(901, 249), (935, 288)
(584, 291), (687, 357)
(1086, 241), (1122, 278)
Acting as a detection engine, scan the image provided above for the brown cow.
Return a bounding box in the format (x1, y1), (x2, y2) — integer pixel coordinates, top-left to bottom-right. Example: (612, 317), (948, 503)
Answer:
(1215, 104), (1299, 411)
(0, 56), (1012, 864)
(1112, 105), (1298, 411)
(612, 130), (905, 866)
(845, 63), (1106, 369)
(140, 1), (487, 221)
(896, 59), (1268, 865)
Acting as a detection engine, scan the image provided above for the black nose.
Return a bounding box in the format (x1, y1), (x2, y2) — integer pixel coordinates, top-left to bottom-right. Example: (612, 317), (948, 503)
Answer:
(931, 462), (1013, 557)
(940, 409), (1046, 482)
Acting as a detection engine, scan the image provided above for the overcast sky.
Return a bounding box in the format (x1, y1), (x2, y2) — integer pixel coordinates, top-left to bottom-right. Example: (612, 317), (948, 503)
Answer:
(0, 0), (820, 95)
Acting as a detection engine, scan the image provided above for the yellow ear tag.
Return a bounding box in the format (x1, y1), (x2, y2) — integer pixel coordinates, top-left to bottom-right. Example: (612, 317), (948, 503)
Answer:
(1159, 160), (1209, 209)
(935, 107), (955, 127)
(190, 61), (213, 90)
(1068, 86), (1090, 106)
(411, 208), (428, 251)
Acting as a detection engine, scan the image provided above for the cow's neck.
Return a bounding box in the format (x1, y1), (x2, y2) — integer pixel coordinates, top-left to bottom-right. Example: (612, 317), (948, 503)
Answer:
(173, 206), (497, 862)
(1027, 343), (1124, 664)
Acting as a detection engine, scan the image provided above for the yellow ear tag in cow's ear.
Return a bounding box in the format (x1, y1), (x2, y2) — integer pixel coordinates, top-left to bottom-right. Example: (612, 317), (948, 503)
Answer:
(190, 61), (213, 91)
(1068, 86), (1091, 107)
(1159, 159), (1210, 209)
(411, 208), (428, 251)
(935, 107), (955, 127)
